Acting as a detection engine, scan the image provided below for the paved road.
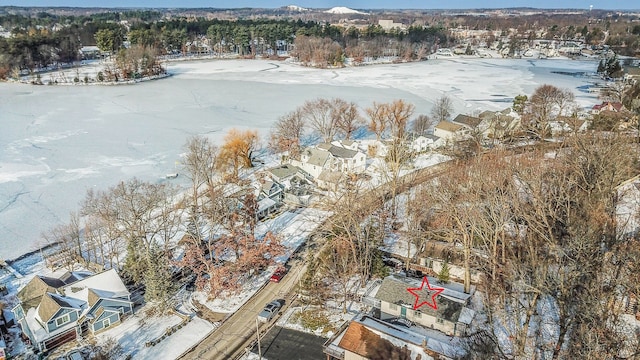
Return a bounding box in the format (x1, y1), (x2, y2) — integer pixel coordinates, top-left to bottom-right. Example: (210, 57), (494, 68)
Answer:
(253, 326), (326, 360)
(179, 162), (453, 360)
(179, 258), (307, 360)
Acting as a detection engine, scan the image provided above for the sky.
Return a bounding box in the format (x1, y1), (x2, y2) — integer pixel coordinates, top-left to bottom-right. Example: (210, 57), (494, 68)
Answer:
(0, 1), (637, 10)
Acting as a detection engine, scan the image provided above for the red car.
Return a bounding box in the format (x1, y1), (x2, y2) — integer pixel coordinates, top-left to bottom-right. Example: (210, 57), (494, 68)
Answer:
(270, 267), (287, 283)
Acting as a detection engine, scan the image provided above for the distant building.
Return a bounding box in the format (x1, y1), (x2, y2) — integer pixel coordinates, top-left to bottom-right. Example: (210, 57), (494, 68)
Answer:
(378, 19), (405, 31)
(591, 101), (627, 115)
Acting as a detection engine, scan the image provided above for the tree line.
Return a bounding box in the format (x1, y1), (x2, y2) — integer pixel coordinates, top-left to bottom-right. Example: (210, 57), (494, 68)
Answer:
(0, 12), (451, 78)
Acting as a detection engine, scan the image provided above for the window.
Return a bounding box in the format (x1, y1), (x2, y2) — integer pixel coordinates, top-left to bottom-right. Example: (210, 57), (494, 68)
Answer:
(414, 311), (422, 318)
(436, 318), (444, 324)
(103, 318), (111, 329)
(55, 313), (70, 327)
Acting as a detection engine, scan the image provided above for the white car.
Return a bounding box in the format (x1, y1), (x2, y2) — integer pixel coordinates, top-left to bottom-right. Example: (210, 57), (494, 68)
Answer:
(257, 299), (285, 322)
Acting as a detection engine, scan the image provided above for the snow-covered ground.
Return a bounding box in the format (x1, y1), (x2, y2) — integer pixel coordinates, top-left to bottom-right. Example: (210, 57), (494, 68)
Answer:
(0, 57), (601, 260)
(95, 311), (215, 359)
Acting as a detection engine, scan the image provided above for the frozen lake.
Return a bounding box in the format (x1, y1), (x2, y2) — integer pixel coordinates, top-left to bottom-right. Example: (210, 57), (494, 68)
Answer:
(0, 58), (600, 260)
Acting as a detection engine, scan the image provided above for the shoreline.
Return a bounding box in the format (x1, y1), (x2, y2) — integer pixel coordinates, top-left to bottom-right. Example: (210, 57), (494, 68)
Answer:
(0, 53), (600, 87)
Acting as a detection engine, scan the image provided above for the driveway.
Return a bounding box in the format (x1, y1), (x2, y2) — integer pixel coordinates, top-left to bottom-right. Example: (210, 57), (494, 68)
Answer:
(254, 326), (327, 360)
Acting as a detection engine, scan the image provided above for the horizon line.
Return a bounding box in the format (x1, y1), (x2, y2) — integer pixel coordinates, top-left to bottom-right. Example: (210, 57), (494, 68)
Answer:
(1, 5), (639, 11)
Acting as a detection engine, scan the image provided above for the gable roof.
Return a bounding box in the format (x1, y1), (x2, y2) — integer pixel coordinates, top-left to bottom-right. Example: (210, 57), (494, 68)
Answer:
(17, 277), (57, 311)
(327, 145), (358, 159)
(62, 269), (130, 303)
(37, 293), (73, 322)
(302, 148), (331, 167)
(375, 276), (464, 322)
(452, 114), (482, 128)
(268, 164), (302, 180)
(592, 101), (625, 112)
(434, 121), (463, 133)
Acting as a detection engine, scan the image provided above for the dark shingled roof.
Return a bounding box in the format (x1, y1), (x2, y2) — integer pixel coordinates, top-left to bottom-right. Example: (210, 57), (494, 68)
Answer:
(375, 276), (463, 323)
(452, 114), (482, 128)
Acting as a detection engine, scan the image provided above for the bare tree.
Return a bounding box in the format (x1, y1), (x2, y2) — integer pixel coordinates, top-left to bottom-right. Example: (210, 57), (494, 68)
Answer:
(524, 84), (576, 138)
(385, 99), (415, 140)
(366, 101), (389, 141)
(317, 236), (359, 313)
(302, 98), (339, 143)
(268, 109), (306, 159)
(332, 98), (363, 140)
(431, 95), (453, 123)
(411, 114), (434, 135)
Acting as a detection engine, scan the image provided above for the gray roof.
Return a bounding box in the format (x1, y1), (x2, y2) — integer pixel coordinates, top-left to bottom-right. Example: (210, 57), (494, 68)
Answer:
(268, 164), (302, 180)
(375, 276), (463, 323)
(327, 145), (358, 159)
(304, 148), (331, 167)
(452, 114), (482, 128)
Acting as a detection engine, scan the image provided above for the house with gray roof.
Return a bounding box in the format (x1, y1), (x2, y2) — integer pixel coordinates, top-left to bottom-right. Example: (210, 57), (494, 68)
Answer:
(370, 275), (474, 336)
(291, 142), (366, 181)
(267, 164), (308, 184)
(13, 269), (133, 352)
(452, 114), (482, 129)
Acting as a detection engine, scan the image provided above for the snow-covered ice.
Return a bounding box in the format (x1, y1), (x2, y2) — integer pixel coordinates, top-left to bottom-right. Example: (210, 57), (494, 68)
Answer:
(0, 58), (601, 260)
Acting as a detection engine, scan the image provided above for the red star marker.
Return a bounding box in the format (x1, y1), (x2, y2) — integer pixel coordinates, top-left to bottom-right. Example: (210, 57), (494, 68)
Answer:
(407, 276), (445, 310)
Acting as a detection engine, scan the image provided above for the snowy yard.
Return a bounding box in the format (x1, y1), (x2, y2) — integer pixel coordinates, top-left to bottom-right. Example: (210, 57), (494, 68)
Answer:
(95, 311), (215, 360)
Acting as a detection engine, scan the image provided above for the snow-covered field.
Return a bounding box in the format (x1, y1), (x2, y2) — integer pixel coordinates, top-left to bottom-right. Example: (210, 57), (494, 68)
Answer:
(0, 58), (601, 260)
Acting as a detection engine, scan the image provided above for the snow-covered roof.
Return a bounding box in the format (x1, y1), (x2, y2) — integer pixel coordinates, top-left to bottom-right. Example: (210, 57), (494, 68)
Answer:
(458, 307), (475, 325)
(257, 197), (277, 213)
(62, 268), (129, 303)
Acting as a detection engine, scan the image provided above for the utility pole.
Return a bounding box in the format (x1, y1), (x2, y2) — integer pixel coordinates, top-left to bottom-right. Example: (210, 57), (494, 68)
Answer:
(256, 318), (262, 360)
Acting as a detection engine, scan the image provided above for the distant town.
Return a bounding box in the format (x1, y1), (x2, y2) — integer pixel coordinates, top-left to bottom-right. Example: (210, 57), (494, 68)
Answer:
(0, 5), (639, 360)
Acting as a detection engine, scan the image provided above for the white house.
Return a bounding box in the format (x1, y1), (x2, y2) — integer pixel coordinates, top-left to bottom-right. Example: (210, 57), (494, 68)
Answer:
(434, 121), (465, 140)
(292, 143), (366, 181)
(407, 133), (439, 153)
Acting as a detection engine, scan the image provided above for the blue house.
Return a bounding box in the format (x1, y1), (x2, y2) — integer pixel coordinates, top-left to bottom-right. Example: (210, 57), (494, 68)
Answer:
(12, 269), (133, 353)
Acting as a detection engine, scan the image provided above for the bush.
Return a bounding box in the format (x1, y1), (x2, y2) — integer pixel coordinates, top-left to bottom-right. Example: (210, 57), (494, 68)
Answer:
(97, 71), (104, 82)
(291, 309), (332, 333)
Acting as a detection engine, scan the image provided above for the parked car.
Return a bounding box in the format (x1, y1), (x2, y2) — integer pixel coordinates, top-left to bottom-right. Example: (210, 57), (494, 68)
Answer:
(66, 350), (83, 360)
(382, 257), (403, 269)
(270, 266), (287, 283)
(257, 299), (285, 322)
(406, 269), (424, 279)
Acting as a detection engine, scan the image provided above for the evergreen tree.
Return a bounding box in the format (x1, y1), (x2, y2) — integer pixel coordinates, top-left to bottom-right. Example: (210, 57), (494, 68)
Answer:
(437, 260), (450, 284)
(143, 245), (175, 306)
